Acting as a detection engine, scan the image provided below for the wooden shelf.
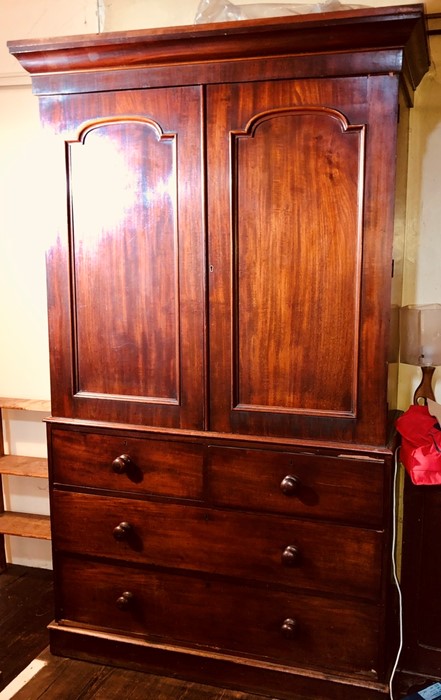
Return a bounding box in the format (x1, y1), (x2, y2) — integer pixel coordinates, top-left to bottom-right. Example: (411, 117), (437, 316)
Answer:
(0, 512), (51, 540)
(0, 397), (51, 413)
(0, 397), (52, 570)
(0, 455), (48, 479)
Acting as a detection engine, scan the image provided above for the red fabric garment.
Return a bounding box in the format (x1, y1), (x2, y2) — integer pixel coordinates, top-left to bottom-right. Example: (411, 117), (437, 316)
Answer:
(396, 404), (441, 485)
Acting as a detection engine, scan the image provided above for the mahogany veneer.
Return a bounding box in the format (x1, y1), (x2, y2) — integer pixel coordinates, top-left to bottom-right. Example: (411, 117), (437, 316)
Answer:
(9, 6), (429, 699)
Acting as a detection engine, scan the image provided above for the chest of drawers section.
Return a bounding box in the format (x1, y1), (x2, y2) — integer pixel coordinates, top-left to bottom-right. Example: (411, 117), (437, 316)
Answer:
(48, 423), (392, 683)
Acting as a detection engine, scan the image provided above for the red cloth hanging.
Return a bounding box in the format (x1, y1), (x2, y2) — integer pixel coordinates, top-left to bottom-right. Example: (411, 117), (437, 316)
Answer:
(396, 404), (441, 485)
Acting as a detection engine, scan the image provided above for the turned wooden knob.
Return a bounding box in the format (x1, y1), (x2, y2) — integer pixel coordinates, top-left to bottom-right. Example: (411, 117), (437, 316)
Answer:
(280, 475), (300, 496)
(281, 545), (300, 566)
(116, 591), (134, 610)
(113, 521), (132, 540)
(112, 454), (132, 474)
(281, 618), (297, 639)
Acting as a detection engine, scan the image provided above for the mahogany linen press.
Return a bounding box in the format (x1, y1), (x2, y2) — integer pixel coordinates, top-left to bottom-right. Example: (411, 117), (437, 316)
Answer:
(8, 5), (429, 699)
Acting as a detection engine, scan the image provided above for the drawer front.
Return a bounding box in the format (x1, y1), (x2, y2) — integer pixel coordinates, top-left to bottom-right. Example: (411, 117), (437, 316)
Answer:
(208, 446), (385, 526)
(50, 428), (204, 499)
(52, 490), (383, 599)
(56, 555), (381, 677)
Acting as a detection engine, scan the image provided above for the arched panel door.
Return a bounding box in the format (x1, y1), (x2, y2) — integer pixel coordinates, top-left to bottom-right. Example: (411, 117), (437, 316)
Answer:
(207, 77), (394, 443)
(44, 87), (205, 429)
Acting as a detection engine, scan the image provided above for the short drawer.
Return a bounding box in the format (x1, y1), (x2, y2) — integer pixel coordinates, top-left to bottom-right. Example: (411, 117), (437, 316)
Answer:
(49, 427), (203, 499)
(56, 555), (382, 678)
(52, 490), (383, 599)
(208, 446), (385, 526)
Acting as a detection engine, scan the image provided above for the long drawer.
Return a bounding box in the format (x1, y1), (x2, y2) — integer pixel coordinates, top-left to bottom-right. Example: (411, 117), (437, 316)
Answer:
(51, 490), (383, 599)
(208, 446), (386, 526)
(55, 555), (381, 678)
(49, 429), (387, 528)
(49, 427), (204, 499)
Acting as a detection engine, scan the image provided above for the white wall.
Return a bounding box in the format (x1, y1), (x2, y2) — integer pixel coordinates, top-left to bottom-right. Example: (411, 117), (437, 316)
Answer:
(0, 0), (105, 569)
(1, 0), (441, 567)
(398, 37), (441, 406)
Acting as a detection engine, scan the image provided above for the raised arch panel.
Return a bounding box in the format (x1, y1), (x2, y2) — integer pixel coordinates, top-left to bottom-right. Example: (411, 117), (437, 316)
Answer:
(68, 117), (180, 403)
(43, 85), (205, 428)
(231, 107), (365, 417)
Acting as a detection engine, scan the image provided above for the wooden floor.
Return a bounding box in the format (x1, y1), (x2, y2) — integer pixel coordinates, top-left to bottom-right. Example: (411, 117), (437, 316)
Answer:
(0, 564), (429, 700)
(0, 565), (53, 690)
(8, 646), (274, 700)
(0, 565), (270, 700)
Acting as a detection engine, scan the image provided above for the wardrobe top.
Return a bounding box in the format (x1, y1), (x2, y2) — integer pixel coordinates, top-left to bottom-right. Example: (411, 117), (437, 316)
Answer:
(8, 4), (429, 97)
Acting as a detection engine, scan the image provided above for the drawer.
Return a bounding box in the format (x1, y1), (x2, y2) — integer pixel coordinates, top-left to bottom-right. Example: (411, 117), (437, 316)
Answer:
(208, 446), (385, 526)
(49, 428), (203, 499)
(52, 490), (383, 599)
(56, 555), (381, 678)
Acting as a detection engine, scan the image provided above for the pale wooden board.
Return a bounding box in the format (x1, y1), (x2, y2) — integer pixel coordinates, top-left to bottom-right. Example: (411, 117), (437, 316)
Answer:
(0, 398), (51, 413)
(0, 512), (51, 539)
(0, 455), (48, 479)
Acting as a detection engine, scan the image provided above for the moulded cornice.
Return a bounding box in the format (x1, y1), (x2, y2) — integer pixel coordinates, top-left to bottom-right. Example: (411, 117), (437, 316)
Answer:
(7, 4), (429, 98)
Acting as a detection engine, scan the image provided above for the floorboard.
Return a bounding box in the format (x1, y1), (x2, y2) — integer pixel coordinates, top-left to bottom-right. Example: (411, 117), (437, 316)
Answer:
(9, 648), (269, 700)
(0, 565), (53, 690)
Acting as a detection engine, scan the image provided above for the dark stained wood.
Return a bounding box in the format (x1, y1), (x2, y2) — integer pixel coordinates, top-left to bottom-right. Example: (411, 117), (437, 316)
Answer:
(0, 565), (400, 700)
(207, 74), (398, 445)
(49, 426), (204, 499)
(7, 5), (428, 91)
(233, 108), (361, 411)
(399, 476), (441, 679)
(22, 53), (409, 101)
(207, 446), (386, 527)
(48, 626), (392, 700)
(8, 7), (430, 700)
(0, 565), (53, 690)
(54, 554), (381, 675)
(0, 566), (374, 700)
(51, 489), (383, 599)
(7, 7), (427, 444)
(44, 86), (205, 429)
(71, 121), (179, 400)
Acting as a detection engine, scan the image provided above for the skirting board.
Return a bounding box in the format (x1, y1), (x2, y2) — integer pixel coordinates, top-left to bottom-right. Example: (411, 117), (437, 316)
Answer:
(49, 622), (392, 700)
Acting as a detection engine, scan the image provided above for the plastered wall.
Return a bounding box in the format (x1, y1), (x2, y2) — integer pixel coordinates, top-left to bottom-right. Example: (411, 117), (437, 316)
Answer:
(1, 0), (440, 567)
